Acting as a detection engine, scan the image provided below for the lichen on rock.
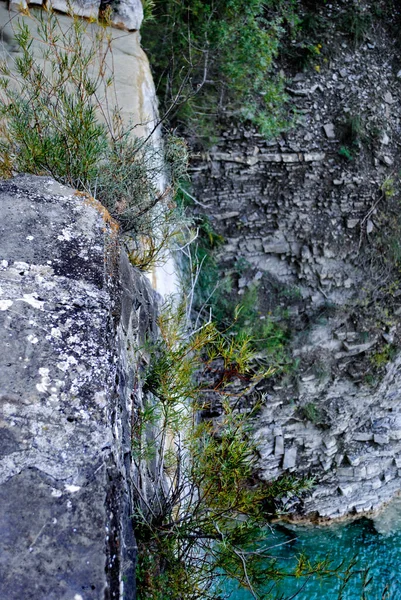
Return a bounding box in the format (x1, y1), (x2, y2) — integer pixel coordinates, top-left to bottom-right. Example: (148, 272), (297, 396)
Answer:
(0, 175), (159, 599)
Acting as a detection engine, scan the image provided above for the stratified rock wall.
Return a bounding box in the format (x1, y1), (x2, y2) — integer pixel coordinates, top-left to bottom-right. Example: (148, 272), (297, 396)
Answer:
(191, 17), (401, 519)
(0, 175), (158, 598)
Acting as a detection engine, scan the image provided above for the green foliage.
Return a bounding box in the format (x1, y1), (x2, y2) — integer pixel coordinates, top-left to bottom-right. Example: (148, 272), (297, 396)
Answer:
(236, 289), (292, 368)
(365, 175), (401, 284)
(336, 113), (368, 160)
(142, 1), (391, 141)
(341, 114), (366, 147)
(134, 302), (338, 600)
(142, 0), (298, 139)
(178, 211), (294, 375)
(338, 145), (354, 161)
(336, 4), (372, 45)
(370, 344), (397, 369)
(281, 7), (326, 71)
(0, 13), (108, 185)
(301, 402), (322, 424)
(381, 177), (395, 199)
(280, 1), (376, 73)
(0, 8), (188, 256)
(141, 0), (156, 23)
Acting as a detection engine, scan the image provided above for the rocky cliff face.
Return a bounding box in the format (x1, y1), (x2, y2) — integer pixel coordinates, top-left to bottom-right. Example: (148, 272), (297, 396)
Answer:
(6, 0), (143, 32)
(0, 175), (159, 599)
(191, 15), (401, 519)
(0, 2), (181, 596)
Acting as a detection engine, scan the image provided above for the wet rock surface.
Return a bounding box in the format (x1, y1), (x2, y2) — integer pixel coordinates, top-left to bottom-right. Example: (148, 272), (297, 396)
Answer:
(0, 175), (158, 599)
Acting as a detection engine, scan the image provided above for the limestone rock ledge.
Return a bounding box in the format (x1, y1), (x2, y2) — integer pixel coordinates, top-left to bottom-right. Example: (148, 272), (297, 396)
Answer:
(0, 175), (158, 599)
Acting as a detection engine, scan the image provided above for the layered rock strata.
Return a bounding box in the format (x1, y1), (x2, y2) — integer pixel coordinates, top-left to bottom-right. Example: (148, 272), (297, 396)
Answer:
(191, 18), (401, 519)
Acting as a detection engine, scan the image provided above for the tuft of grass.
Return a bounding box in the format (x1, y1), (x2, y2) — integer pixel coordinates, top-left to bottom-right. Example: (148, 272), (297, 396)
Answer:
(338, 145), (354, 161)
(301, 402), (322, 424)
(141, 0), (156, 23)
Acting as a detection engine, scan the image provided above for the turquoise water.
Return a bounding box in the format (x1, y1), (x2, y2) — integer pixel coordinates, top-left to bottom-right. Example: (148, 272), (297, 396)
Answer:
(223, 500), (401, 599)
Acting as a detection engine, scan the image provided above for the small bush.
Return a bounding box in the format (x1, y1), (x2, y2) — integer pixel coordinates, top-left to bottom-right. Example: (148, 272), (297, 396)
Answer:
(134, 301), (331, 600)
(337, 5), (372, 45)
(301, 402), (322, 424)
(338, 145), (354, 161)
(0, 7), (188, 254)
(370, 344), (397, 368)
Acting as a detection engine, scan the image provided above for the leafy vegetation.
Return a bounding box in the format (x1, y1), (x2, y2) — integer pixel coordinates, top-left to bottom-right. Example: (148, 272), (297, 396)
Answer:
(133, 300), (349, 600)
(279, 0), (375, 72)
(141, 0), (300, 140)
(177, 207), (295, 376)
(370, 343), (397, 369)
(141, 1), (389, 141)
(1, 4), (395, 598)
(0, 7), (187, 264)
(301, 402), (322, 424)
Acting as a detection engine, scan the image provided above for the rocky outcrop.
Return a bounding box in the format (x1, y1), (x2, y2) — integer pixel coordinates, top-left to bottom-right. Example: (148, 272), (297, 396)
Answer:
(190, 16), (401, 518)
(0, 0), (178, 297)
(6, 0), (143, 30)
(0, 175), (158, 599)
(255, 355), (401, 520)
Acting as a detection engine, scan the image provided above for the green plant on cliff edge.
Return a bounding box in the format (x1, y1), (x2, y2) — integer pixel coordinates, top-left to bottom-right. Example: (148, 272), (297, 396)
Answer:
(0, 7), (188, 264)
(132, 300), (368, 600)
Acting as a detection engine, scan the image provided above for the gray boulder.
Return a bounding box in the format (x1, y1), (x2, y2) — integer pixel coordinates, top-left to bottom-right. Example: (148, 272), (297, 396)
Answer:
(0, 175), (157, 599)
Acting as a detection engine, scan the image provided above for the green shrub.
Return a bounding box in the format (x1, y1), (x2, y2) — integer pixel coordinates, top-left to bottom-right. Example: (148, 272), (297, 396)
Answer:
(370, 344), (397, 368)
(141, 0), (299, 139)
(0, 8), (188, 252)
(301, 402), (322, 424)
(338, 145), (354, 161)
(134, 301), (335, 600)
(336, 4), (372, 45)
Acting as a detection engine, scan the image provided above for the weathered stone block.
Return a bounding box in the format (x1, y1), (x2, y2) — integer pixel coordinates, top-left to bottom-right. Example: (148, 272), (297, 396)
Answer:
(283, 447), (297, 470)
(304, 152), (326, 162)
(336, 467), (354, 479)
(274, 435), (284, 456)
(0, 175), (157, 599)
(366, 463), (383, 478)
(374, 434), (390, 445)
(353, 432), (373, 442)
(323, 123), (335, 139)
(339, 484), (355, 497)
